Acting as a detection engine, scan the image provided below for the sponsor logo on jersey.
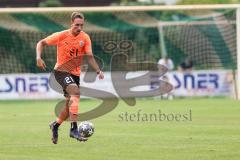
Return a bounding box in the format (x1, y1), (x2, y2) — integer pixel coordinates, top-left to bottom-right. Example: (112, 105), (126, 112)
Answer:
(79, 40), (84, 47)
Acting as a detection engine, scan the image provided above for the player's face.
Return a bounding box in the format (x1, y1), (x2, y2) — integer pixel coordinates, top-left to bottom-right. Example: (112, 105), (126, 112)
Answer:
(71, 18), (84, 35)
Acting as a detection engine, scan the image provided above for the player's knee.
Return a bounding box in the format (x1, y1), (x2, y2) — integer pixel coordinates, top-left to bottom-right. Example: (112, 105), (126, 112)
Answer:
(66, 85), (80, 96)
(70, 88), (80, 96)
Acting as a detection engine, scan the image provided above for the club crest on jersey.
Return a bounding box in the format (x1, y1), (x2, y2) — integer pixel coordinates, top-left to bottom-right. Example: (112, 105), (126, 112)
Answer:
(79, 41), (84, 47)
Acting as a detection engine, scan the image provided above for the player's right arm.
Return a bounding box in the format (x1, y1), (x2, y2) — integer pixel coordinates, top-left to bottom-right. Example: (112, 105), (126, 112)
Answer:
(36, 40), (47, 70)
(36, 32), (60, 70)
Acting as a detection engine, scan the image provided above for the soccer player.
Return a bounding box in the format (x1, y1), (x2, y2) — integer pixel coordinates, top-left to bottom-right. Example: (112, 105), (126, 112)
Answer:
(36, 12), (104, 144)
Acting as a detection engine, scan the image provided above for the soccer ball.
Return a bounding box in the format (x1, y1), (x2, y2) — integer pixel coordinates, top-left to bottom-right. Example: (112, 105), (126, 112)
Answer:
(78, 121), (94, 138)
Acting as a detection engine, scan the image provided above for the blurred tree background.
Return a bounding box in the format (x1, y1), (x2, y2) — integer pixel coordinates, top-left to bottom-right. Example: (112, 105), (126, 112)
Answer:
(38, 0), (63, 7)
(177, 0), (240, 4)
(116, 0), (240, 6)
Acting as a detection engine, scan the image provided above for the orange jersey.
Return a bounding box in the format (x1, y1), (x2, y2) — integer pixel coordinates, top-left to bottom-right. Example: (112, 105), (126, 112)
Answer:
(44, 29), (92, 76)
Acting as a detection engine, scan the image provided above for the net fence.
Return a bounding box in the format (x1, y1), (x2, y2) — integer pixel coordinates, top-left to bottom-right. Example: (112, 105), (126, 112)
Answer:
(0, 9), (237, 73)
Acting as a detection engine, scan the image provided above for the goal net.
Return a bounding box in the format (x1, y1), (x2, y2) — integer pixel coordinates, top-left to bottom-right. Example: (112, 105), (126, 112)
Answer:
(0, 7), (237, 72)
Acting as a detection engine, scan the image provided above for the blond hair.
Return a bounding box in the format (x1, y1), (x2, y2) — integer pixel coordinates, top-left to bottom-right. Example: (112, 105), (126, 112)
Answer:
(71, 12), (84, 22)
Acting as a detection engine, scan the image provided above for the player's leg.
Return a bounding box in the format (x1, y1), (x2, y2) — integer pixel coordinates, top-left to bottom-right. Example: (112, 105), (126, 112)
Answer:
(49, 121), (59, 144)
(49, 71), (72, 144)
(50, 70), (86, 143)
(57, 96), (70, 124)
(49, 94), (70, 144)
(67, 74), (88, 142)
(65, 84), (87, 141)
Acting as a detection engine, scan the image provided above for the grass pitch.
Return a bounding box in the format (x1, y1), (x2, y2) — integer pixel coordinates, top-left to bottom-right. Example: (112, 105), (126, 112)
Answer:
(0, 98), (239, 160)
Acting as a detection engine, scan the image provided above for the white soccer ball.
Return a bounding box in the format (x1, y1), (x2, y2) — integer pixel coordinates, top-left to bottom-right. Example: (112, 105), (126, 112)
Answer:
(78, 121), (94, 138)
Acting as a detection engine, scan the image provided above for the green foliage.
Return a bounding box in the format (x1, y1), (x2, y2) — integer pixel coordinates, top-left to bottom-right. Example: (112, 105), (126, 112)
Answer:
(111, 0), (160, 6)
(38, 0), (63, 7)
(177, 0), (240, 4)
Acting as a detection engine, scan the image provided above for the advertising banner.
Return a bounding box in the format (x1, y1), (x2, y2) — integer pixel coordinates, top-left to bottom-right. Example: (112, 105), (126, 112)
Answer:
(0, 70), (233, 99)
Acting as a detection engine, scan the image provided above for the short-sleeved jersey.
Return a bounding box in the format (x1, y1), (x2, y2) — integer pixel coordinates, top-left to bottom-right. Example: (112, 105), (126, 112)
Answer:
(44, 29), (92, 76)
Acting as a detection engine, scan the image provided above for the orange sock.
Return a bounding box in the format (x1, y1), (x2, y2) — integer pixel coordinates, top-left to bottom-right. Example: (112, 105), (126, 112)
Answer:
(69, 95), (79, 121)
(56, 97), (70, 124)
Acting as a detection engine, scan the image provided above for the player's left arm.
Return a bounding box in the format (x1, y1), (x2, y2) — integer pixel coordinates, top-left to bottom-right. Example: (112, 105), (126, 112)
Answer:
(85, 34), (104, 79)
(87, 54), (104, 79)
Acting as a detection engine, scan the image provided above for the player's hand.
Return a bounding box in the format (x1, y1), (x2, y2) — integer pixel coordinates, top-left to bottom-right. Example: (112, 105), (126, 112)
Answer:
(36, 58), (46, 70)
(98, 71), (104, 80)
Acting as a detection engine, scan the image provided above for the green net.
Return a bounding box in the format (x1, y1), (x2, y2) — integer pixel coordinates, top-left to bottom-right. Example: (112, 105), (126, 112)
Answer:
(0, 9), (237, 73)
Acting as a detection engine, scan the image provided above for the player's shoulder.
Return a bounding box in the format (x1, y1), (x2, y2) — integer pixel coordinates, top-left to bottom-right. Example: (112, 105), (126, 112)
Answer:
(53, 29), (71, 41)
(58, 30), (70, 37)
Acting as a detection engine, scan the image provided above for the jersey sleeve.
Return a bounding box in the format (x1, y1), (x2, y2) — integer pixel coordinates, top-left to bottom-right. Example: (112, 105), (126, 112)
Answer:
(44, 32), (60, 46)
(84, 34), (93, 55)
